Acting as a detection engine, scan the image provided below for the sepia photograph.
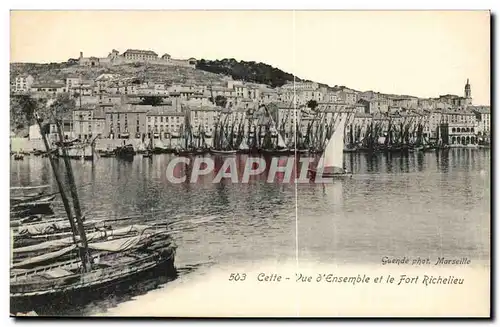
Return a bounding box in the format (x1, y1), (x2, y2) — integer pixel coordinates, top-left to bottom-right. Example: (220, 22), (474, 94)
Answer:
(8, 9), (491, 317)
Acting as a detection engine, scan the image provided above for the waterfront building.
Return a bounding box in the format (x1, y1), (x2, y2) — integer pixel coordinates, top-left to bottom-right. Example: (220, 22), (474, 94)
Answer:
(188, 106), (221, 134)
(146, 106), (185, 138)
(72, 106), (105, 140)
(438, 108), (477, 146)
(104, 104), (149, 139)
(472, 106), (491, 136)
(424, 110), (442, 140)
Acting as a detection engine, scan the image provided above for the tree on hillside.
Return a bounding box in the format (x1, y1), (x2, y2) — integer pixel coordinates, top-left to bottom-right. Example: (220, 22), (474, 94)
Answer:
(307, 100), (319, 111)
(140, 96), (164, 106)
(11, 94), (54, 134)
(51, 93), (76, 118)
(209, 95), (227, 108)
(15, 94), (39, 124)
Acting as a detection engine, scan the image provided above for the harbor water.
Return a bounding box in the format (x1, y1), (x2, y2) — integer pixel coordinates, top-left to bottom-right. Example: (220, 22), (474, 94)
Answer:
(10, 149), (491, 315)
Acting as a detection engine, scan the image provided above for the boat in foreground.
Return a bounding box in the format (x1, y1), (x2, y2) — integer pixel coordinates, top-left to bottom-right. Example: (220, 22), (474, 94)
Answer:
(10, 113), (178, 315)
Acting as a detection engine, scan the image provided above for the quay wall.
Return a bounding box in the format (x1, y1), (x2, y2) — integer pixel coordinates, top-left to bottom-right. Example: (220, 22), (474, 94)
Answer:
(10, 137), (187, 152)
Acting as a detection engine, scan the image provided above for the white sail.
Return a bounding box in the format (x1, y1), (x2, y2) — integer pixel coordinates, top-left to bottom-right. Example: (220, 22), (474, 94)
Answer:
(239, 136), (249, 150)
(317, 114), (346, 170)
(277, 133), (286, 148)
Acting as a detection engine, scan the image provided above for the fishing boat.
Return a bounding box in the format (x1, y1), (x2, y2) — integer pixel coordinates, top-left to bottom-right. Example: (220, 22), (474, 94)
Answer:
(210, 149), (237, 155)
(11, 191), (46, 206)
(57, 143), (94, 161)
(11, 195), (56, 216)
(11, 185), (50, 194)
(11, 225), (170, 265)
(142, 151), (153, 158)
(13, 153), (24, 161)
(99, 149), (115, 158)
(10, 234), (176, 313)
(114, 144), (136, 160)
(10, 112), (178, 315)
(308, 114), (352, 179)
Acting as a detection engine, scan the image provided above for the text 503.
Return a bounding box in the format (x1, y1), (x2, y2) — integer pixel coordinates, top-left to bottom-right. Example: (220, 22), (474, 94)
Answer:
(228, 273), (247, 281)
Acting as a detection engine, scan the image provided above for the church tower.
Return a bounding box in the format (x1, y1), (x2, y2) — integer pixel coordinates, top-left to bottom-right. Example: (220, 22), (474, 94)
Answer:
(464, 78), (472, 105)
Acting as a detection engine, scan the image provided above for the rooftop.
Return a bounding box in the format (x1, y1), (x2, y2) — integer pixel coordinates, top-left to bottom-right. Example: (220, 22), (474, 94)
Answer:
(471, 106), (490, 114)
(123, 49), (158, 56)
(32, 83), (65, 89)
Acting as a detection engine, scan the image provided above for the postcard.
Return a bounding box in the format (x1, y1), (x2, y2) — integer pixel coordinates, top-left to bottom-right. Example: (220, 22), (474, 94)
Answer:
(9, 10), (491, 317)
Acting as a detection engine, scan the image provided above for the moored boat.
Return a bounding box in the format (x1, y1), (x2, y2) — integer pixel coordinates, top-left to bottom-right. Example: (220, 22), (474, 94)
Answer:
(114, 144), (136, 159)
(308, 113), (352, 179)
(11, 195), (56, 216)
(210, 149), (237, 155)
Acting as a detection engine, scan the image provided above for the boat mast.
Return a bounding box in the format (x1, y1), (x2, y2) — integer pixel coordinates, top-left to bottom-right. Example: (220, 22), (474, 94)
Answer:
(34, 112), (78, 252)
(54, 115), (92, 272)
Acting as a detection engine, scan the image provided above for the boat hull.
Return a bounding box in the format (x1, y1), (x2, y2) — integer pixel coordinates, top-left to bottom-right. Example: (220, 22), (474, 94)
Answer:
(308, 168), (352, 179)
(210, 149), (237, 155)
(10, 252), (177, 315)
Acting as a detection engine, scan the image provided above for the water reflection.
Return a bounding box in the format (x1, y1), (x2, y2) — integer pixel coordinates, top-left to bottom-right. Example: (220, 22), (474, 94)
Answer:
(10, 149), (490, 315)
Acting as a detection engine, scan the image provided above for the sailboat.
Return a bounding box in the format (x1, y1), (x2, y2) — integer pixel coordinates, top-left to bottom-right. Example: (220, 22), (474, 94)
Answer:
(308, 114), (352, 179)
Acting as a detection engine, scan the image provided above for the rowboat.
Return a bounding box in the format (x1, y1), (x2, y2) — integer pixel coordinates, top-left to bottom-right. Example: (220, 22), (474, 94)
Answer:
(11, 191), (46, 205)
(11, 195), (56, 216)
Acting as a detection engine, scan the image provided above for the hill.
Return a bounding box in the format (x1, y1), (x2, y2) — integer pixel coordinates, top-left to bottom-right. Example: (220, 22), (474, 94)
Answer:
(196, 58), (306, 88)
(10, 58), (331, 90)
(10, 62), (227, 86)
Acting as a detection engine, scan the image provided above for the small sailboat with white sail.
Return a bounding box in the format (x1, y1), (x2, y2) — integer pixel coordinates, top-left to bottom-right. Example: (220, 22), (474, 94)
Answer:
(308, 113), (352, 179)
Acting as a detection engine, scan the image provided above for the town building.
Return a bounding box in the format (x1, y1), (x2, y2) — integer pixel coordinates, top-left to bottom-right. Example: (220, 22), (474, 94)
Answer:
(104, 104), (149, 139)
(357, 98), (389, 114)
(72, 106), (105, 140)
(472, 106), (491, 136)
(123, 49), (158, 61)
(439, 108), (477, 146)
(31, 82), (66, 95)
(15, 74), (34, 93)
(334, 89), (357, 105)
(188, 106), (221, 134)
(78, 49), (196, 68)
(146, 106), (185, 138)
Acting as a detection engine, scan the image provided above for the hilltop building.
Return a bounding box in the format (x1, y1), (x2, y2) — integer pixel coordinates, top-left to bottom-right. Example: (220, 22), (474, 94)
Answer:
(78, 49), (197, 68)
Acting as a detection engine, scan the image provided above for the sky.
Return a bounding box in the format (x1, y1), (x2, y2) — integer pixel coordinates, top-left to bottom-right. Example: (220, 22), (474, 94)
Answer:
(10, 10), (490, 105)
